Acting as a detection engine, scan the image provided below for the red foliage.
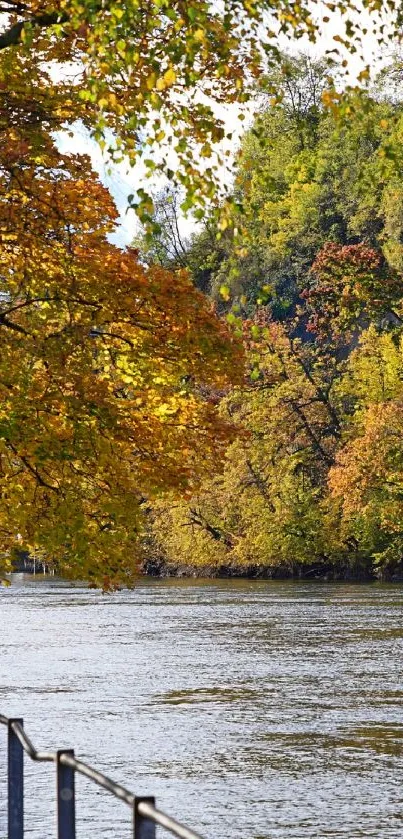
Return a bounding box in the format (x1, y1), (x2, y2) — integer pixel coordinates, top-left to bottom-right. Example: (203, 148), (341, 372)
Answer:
(302, 242), (402, 337)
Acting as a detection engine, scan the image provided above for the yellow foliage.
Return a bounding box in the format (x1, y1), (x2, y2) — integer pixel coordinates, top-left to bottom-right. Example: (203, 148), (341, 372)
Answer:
(0, 56), (243, 587)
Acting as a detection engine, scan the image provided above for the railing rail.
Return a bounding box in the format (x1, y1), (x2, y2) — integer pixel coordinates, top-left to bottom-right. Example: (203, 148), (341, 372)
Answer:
(0, 714), (205, 839)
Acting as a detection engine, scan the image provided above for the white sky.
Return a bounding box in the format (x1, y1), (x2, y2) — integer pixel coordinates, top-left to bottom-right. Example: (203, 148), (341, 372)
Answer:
(55, 7), (398, 249)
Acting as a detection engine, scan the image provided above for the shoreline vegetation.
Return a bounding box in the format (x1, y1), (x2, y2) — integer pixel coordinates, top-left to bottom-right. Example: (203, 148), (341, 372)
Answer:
(12, 554), (403, 583)
(139, 557), (403, 583)
(133, 57), (403, 590)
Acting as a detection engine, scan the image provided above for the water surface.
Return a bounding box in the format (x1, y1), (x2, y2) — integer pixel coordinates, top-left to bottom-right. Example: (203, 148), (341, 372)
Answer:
(0, 576), (402, 837)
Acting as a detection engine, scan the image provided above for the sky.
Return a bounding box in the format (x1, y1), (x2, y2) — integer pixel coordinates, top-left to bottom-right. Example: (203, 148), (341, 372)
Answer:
(56, 6), (398, 249)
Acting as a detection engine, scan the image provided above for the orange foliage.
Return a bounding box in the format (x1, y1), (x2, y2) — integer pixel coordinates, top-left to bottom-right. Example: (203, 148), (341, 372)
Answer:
(0, 65), (242, 586)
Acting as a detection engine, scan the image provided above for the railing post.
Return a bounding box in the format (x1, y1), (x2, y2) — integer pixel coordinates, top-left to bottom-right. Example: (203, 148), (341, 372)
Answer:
(8, 718), (24, 839)
(57, 750), (76, 839)
(133, 797), (156, 839)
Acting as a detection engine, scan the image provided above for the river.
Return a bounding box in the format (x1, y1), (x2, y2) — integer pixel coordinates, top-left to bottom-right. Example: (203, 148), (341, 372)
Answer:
(0, 576), (402, 838)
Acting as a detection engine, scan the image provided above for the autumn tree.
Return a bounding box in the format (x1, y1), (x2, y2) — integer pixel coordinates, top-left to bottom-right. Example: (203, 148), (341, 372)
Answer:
(328, 328), (403, 578)
(302, 242), (403, 340)
(0, 52), (243, 586)
(150, 315), (344, 576)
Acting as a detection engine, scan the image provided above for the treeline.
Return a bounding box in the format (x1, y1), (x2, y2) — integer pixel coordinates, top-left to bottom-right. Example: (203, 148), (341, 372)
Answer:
(138, 55), (403, 581)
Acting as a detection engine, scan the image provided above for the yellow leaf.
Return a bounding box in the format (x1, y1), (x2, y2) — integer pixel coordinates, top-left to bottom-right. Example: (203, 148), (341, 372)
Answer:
(163, 67), (176, 87)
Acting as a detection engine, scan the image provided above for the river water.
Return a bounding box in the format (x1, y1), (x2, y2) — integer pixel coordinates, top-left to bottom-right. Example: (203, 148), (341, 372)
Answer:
(0, 576), (402, 838)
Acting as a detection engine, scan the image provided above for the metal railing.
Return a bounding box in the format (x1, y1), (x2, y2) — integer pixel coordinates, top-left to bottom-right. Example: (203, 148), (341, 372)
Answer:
(0, 714), (205, 839)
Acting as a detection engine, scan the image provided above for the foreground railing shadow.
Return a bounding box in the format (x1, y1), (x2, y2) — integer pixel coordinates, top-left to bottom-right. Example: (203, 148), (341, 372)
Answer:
(0, 714), (205, 839)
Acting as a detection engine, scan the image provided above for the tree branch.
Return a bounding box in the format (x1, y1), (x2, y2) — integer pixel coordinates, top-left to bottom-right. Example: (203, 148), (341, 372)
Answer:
(0, 11), (68, 51)
(7, 443), (59, 492)
(0, 313), (29, 335)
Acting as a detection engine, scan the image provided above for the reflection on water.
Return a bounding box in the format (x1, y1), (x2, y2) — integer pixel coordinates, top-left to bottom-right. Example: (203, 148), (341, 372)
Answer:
(0, 576), (402, 838)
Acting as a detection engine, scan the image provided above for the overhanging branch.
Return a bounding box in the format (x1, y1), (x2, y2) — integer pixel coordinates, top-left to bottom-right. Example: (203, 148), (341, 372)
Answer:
(0, 11), (69, 51)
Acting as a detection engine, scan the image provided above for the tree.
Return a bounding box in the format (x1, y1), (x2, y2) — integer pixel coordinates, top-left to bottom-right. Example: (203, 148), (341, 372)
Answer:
(133, 187), (231, 298)
(329, 399), (403, 578)
(179, 70), (403, 315)
(132, 187), (190, 269)
(150, 315), (343, 576)
(0, 54), (243, 587)
(326, 326), (403, 578)
(302, 242), (403, 339)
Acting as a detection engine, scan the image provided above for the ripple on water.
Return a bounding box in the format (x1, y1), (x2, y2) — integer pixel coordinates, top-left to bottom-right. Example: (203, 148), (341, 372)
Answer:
(0, 576), (402, 839)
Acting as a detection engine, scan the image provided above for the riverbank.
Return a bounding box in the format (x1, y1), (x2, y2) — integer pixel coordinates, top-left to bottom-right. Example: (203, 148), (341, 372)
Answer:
(11, 550), (403, 583)
(140, 555), (403, 583)
(11, 556), (54, 575)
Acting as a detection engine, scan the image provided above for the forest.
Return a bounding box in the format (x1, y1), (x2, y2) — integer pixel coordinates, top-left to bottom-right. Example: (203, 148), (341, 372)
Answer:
(137, 56), (403, 582)
(0, 0), (402, 586)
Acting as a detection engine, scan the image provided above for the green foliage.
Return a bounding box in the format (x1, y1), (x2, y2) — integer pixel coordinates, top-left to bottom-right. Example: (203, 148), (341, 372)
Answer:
(148, 60), (403, 582)
(151, 320), (343, 576)
(161, 57), (403, 318)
